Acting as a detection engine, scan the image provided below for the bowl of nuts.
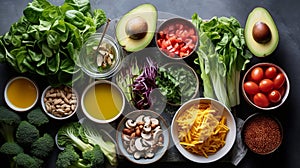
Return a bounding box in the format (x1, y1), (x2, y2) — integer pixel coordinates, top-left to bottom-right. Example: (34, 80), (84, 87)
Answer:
(41, 85), (78, 120)
(116, 110), (169, 164)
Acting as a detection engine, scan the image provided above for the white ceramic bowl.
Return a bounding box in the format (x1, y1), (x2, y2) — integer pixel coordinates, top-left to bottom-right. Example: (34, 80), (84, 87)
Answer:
(41, 85), (78, 120)
(4, 76), (39, 112)
(171, 98), (236, 163)
(81, 80), (125, 123)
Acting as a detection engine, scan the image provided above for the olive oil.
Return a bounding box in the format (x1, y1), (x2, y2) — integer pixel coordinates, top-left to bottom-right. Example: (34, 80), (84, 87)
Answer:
(83, 83), (123, 120)
(7, 78), (37, 108)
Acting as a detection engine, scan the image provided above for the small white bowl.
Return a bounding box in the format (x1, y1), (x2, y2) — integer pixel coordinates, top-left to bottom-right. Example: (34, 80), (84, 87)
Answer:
(4, 76), (39, 112)
(41, 85), (78, 120)
(81, 80), (125, 124)
(171, 98), (236, 163)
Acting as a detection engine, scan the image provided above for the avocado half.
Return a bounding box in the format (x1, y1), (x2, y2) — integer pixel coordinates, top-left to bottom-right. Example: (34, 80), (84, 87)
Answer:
(115, 4), (157, 52)
(245, 7), (279, 57)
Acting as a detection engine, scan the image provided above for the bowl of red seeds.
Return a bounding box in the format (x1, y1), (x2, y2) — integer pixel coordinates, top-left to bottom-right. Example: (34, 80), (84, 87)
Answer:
(155, 17), (198, 59)
(242, 113), (283, 155)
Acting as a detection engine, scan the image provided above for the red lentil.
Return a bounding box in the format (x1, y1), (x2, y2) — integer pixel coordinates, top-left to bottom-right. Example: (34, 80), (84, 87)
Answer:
(243, 114), (282, 154)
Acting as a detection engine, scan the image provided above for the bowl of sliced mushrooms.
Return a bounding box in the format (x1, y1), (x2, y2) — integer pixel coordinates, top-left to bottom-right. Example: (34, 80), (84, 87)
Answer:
(116, 110), (169, 164)
(79, 33), (123, 79)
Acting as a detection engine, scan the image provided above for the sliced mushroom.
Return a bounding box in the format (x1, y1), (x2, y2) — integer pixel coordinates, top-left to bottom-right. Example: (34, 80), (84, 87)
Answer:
(122, 133), (131, 142)
(143, 124), (152, 133)
(150, 118), (159, 126)
(141, 138), (154, 147)
(129, 138), (136, 152)
(136, 115), (145, 123)
(141, 131), (152, 140)
(125, 119), (137, 129)
(152, 129), (163, 143)
(126, 147), (134, 154)
(123, 140), (130, 147)
(135, 138), (146, 151)
(133, 151), (144, 160)
(143, 116), (151, 126)
(145, 152), (155, 159)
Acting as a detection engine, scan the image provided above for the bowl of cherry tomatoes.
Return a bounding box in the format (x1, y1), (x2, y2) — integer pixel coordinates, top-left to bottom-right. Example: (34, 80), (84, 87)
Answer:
(242, 62), (290, 110)
(155, 17), (198, 59)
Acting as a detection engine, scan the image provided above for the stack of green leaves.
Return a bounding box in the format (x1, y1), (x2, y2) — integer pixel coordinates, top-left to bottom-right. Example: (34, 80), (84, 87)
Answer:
(0, 0), (106, 86)
(192, 14), (252, 109)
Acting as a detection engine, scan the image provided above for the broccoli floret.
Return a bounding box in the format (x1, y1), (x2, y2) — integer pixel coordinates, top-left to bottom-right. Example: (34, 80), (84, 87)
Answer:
(82, 144), (104, 167)
(16, 121), (39, 146)
(0, 142), (23, 156)
(33, 156), (44, 167)
(0, 106), (21, 142)
(84, 126), (118, 166)
(26, 107), (49, 127)
(13, 153), (40, 168)
(30, 133), (54, 159)
(56, 145), (90, 168)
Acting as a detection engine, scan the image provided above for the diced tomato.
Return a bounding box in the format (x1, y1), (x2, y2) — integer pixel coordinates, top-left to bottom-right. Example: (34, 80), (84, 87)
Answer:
(157, 22), (197, 58)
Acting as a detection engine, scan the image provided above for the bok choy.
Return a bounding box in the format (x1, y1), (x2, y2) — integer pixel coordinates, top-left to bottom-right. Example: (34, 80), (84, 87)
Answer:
(192, 14), (252, 109)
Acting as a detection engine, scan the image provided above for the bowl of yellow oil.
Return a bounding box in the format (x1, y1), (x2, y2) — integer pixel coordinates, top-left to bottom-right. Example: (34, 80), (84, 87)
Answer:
(4, 76), (39, 112)
(81, 80), (125, 123)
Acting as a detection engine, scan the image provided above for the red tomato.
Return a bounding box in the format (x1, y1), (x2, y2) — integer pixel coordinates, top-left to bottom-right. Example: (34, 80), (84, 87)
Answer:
(265, 66), (277, 79)
(251, 67), (264, 81)
(157, 22), (196, 58)
(273, 73), (286, 89)
(268, 90), (282, 103)
(259, 79), (274, 93)
(253, 93), (270, 108)
(244, 81), (259, 95)
(278, 86), (286, 96)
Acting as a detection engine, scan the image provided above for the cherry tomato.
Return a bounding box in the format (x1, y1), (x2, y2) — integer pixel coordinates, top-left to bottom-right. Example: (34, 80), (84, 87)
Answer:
(259, 79), (274, 93)
(273, 73), (286, 89)
(251, 67), (264, 81)
(265, 66), (277, 79)
(253, 93), (270, 108)
(278, 86), (286, 96)
(268, 90), (282, 103)
(244, 81), (259, 95)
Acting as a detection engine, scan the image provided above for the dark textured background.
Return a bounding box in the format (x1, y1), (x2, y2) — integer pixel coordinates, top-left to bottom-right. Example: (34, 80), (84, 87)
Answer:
(1, 0), (300, 167)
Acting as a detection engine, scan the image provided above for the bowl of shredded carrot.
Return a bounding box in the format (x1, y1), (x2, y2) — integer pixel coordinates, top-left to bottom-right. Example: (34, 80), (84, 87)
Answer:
(170, 98), (236, 163)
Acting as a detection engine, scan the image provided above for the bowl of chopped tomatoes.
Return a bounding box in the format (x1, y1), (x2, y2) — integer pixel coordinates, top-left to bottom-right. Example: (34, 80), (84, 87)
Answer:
(242, 62), (290, 110)
(155, 17), (198, 59)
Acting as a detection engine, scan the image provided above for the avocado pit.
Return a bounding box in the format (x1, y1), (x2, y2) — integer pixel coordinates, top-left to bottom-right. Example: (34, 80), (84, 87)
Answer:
(252, 21), (272, 44)
(125, 16), (148, 40)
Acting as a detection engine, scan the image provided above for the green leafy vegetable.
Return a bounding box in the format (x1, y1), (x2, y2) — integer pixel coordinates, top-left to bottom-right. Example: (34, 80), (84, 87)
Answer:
(156, 64), (198, 105)
(192, 14), (252, 109)
(0, 0), (106, 86)
(56, 122), (106, 167)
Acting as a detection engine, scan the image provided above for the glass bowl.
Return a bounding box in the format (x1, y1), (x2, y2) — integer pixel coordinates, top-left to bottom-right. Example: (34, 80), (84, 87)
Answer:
(79, 33), (123, 79)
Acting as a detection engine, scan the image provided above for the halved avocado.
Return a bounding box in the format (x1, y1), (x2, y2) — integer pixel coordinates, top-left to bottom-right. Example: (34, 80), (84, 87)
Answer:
(115, 4), (157, 52)
(245, 7), (279, 57)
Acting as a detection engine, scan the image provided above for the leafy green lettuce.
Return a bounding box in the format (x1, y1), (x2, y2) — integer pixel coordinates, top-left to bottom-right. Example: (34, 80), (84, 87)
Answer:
(192, 14), (252, 109)
(0, 0), (106, 86)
